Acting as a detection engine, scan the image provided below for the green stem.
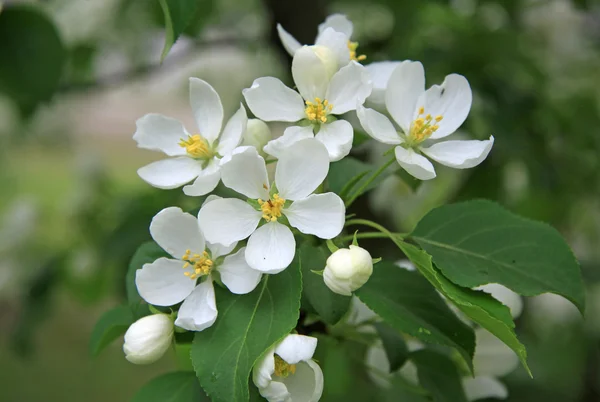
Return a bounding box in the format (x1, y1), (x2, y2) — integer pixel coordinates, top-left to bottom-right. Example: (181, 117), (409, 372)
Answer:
(345, 219), (406, 248)
(340, 231), (407, 243)
(344, 155), (396, 208)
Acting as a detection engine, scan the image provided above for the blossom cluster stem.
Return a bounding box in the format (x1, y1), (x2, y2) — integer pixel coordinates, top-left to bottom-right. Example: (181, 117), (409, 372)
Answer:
(344, 155), (396, 208)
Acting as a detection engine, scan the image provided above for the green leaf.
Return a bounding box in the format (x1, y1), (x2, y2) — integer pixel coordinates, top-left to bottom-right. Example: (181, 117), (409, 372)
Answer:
(399, 241), (531, 375)
(158, 0), (201, 61)
(126, 241), (169, 306)
(328, 157), (392, 200)
(355, 261), (475, 371)
(411, 349), (468, 402)
(383, 377), (430, 402)
(410, 200), (585, 313)
(0, 4), (65, 114)
(374, 322), (409, 372)
(131, 371), (209, 402)
(89, 305), (135, 357)
(191, 264), (302, 402)
(298, 243), (351, 324)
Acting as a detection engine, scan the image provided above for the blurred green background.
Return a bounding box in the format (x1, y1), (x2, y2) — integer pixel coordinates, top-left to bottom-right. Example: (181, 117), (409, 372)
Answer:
(1, 0), (600, 401)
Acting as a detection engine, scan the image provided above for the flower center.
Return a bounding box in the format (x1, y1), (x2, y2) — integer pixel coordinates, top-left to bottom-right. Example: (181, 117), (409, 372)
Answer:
(182, 250), (213, 279)
(257, 194), (285, 222)
(409, 106), (443, 144)
(273, 355), (296, 378)
(347, 40), (366, 62)
(179, 134), (213, 159)
(305, 97), (333, 123)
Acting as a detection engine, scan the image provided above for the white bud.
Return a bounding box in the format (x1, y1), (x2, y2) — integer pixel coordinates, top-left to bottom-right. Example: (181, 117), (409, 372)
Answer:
(241, 119), (271, 156)
(123, 314), (173, 364)
(323, 245), (373, 296)
(296, 45), (338, 81)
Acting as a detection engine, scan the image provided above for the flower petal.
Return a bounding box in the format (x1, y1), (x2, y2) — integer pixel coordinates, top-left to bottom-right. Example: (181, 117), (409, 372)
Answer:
(132, 114), (188, 156)
(418, 74), (472, 139)
(314, 120), (354, 162)
(385, 61), (425, 132)
(243, 77), (305, 122)
(476, 283), (523, 319)
(182, 159), (221, 196)
(137, 157), (203, 189)
(275, 139), (329, 200)
(473, 328), (519, 377)
(198, 198), (262, 246)
(207, 241), (237, 260)
(277, 24), (302, 56)
(275, 334), (318, 364)
(135, 258), (195, 306)
(217, 103), (247, 155)
(315, 27), (350, 68)
(420, 136), (494, 169)
(257, 381), (289, 402)
(219, 146), (270, 199)
(394, 146), (436, 180)
(189, 78), (223, 144)
(245, 222), (295, 274)
(318, 14), (353, 37)
(175, 277), (217, 332)
(218, 247), (263, 294)
(263, 125), (315, 160)
(292, 46), (331, 101)
(327, 61), (372, 115)
(462, 376), (508, 401)
(365, 61), (402, 110)
(150, 207), (205, 259)
(281, 360), (324, 402)
(356, 104), (402, 145)
(253, 348), (276, 389)
(285, 193), (345, 239)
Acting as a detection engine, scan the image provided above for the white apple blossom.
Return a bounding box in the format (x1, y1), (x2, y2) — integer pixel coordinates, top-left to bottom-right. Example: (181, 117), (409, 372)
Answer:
(241, 119), (272, 156)
(133, 78), (247, 196)
(135, 204), (262, 332)
(123, 313), (173, 365)
(253, 334), (323, 402)
(323, 245), (373, 296)
(198, 139), (345, 274)
(243, 46), (372, 162)
(357, 60), (494, 180)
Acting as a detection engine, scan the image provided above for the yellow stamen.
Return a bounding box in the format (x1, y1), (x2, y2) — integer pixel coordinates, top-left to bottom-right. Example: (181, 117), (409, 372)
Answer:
(347, 40), (366, 62)
(305, 97), (333, 123)
(274, 355), (296, 378)
(182, 249), (213, 280)
(179, 134), (213, 159)
(409, 106), (444, 144)
(257, 194), (285, 222)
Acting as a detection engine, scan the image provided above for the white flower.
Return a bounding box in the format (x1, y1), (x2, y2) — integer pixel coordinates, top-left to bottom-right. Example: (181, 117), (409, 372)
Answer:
(323, 245), (373, 296)
(357, 60), (494, 180)
(243, 46), (372, 162)
(476, 283), (523, 319)
(123, 314), (173, 364)
(241, 119), (272, 156)
(198, 139), (345, 274)
(135, 204), (262, 331)
(252, 334), (323, 402)
(364, 61), (402, 111)
(134, 78), (247, 196)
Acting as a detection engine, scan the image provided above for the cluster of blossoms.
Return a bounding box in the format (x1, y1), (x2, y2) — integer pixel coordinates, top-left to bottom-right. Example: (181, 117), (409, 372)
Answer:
(122, 13), (494, 401)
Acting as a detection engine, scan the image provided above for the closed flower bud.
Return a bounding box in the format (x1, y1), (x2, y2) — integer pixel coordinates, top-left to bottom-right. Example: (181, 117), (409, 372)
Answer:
(123, 314), (173, 364)
(241, 119), (271, 156)
(323, 245), (373, 296)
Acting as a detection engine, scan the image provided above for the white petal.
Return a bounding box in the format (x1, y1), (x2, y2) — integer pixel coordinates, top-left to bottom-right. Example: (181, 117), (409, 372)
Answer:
(263, 125), (315, 160)
(135, 258), (195, 306)
(217, 103), (247, 155)
(476, 283), (523, 319)
(318, 14), (353, 37)
(315, 27), (350, 67)
(418, 74), (472, 139)
(394, 146), (436, 180)
(365, 61), (402, 110)
(473, 329), (519, 377)
(292, 46), (331, 102)
(182, 159), (221, 196)
(243, 77), (306, 122)
(198, 198), (262, 246)
(314, 120), (354, 162)
(218, 247), (263, 294)
(150, 207), (205, 259)
(281, 360), (324, 402)
(189, 78), (223, 144)
(219, 146), (270, 199)
(257, 381), (290, 402)
(207, 241), (237, 260)
(275, 139), (329, 200)
(275, 334), (318, 364)
(356, 104), (402, 145)
(327, 62), (372, 115)
(285, 193), (345, 239)
(245, 222), (295, 274)
(137, 157), (203, 189)
(132, 114), (188, 156)
(385, 61), (425, 132)
(463, 376), (508, 401)
(420, 136), (494, 169)
(277, 24), (302, 56)
(253, 348), (276, 389)
(175, 278), (217, 332)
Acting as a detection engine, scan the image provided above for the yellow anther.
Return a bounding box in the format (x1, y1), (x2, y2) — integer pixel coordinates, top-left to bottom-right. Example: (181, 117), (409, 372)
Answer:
(258, 193), (285, 222)
(347, 40), (366, 62)
(181, 249), (213, 280)
(435, 115), (443, 122)
(409, 106), (443, 144)
(178, 134), (213, 159)
(305, 97), (333, 123)
(418, 106), (425, 115)
(274, 355), (296, 378)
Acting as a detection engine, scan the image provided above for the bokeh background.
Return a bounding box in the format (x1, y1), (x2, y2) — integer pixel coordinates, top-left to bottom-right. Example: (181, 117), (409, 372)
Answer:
(1, 0), (600, 401)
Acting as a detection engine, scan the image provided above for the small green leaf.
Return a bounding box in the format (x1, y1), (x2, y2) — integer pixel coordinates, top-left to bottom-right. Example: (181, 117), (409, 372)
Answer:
(89, 305), (135, 357)
(355, 262), (475, 371)
(374, 322), (409, 372)
(411, 349), (468, 402)
(411, 200), (585, 313)
(191, 264), (302, 402)
(126, 241), (169, 306)
(158, 0), (202, 61)
(131, 371), (209, 402)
